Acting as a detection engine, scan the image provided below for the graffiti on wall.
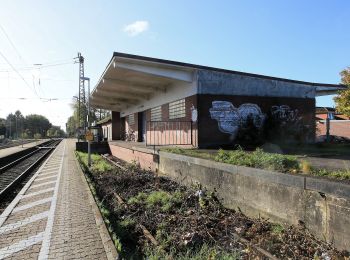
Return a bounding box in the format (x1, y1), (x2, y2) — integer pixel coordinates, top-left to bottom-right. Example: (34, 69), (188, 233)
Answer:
(210, 101), (307, 143)
(209, 101), (265, 139)
(271, 105), (299, 122)
(269, 105), (307, 141)
(191, 104), (198, 123)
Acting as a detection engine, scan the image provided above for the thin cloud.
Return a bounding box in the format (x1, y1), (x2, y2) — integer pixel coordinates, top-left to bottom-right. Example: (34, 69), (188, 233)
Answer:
(123, 21), (149, 36)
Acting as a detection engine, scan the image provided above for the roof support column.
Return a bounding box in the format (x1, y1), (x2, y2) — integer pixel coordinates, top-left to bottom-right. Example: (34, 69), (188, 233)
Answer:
(112, 111), (121, 140)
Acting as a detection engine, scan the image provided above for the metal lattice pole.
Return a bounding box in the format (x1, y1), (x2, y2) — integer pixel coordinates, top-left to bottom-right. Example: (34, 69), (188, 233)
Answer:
(77, 52), (86, 135)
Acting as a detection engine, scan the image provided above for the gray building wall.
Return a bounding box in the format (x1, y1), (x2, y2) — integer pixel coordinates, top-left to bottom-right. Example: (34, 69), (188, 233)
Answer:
(197, 70), (316, 98)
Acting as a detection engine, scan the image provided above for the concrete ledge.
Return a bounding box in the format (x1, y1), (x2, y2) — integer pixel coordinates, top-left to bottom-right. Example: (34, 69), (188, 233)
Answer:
(306, 177), (350, 199)
(160, 151), (350, 198)
(158, 151), (350, 250)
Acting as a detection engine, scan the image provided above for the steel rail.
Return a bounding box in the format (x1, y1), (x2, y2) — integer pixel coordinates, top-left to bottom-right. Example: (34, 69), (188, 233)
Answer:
(0, 139), (61, 201)
(0, 139), (58, 169)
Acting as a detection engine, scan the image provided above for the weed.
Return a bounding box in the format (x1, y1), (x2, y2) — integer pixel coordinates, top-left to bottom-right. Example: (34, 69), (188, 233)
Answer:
(128, 190), (183, 212)
(127, 192), (147, 205)
(310, 168), (350, 180)
(76, 151), (113, 173)
(162, 148), (214, 160)
(301, 160), (312, 174)
(119, 218), (136, 228)
(271, 224), (284, 234)
(215, 148), (300, 173)
(146, 243), (239, 259)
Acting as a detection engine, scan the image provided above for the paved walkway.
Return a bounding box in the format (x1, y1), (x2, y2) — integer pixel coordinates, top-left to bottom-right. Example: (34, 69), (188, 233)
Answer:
(0, 139), (117, 259)
(0, 140), (48, 159)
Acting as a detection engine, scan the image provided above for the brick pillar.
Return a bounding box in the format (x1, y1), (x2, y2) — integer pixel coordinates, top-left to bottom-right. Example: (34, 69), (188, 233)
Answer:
(111, 111), (121, 140)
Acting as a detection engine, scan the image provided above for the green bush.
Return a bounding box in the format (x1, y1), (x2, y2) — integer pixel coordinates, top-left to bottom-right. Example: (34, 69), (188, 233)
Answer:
(310, 168), (350, 180)
(76, 151), (113, 173)
(215, 148), (300, 173)
(128, 190), (183, 212)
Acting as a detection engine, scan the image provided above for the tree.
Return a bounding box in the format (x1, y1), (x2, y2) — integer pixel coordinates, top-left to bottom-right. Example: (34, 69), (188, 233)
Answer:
(66, 95), (98, 138)
(66, 116), (77, 137)
(47, 125), (65, 138)
(25, 114), (52, 138)
(334, 67), (350, 117)
(0, 118), (6, 137)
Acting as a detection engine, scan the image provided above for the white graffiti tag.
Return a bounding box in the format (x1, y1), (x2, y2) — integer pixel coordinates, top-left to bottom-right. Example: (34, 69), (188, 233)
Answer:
(209, 101), (240, 135)
(271, 105), (298, 121)
(209, 101), (265, 138)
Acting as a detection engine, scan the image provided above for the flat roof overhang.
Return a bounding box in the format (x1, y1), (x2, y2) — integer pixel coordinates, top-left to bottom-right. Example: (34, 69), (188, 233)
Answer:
(90, 55), (195, 111)
(91, 52), (346, 110)
(315, 85), (346, 96)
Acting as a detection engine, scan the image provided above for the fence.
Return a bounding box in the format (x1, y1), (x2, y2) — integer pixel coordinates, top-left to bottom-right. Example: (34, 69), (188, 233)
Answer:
(146, 121), (193, 146)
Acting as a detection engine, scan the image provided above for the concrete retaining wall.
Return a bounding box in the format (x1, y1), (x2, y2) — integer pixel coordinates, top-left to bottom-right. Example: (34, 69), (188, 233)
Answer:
(158, 151), (350, 250)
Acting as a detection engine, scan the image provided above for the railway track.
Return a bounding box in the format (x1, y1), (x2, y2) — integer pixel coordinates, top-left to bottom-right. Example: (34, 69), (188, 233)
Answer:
(0, 139), (36, 150)
(0, 139), (62, 200)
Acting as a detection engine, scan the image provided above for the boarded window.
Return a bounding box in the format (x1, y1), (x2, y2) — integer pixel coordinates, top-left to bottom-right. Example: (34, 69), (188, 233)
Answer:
(151, 106), (162, 121)
(169, 99), (186, 119)
(128, 114), (135, 125)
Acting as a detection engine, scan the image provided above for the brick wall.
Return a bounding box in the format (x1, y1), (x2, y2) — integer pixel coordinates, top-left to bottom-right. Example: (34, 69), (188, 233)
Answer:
(317, 120), (350, 139)
(197, 94), (316, 148)
(109, 144), (157, 171)
(126, 95), (199, 146)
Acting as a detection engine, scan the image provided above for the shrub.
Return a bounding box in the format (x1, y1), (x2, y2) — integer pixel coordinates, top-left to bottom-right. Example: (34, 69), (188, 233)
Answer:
(76, 152), (113, 173)
(128, 190), (183, 212)
(215, 148), (300, 173)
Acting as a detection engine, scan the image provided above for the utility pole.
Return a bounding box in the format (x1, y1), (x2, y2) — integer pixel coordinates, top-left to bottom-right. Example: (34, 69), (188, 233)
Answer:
(77, 52), (86, 140)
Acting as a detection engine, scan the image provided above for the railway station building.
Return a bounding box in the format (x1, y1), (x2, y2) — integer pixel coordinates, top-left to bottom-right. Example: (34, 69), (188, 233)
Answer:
(90, 52), (344, 148)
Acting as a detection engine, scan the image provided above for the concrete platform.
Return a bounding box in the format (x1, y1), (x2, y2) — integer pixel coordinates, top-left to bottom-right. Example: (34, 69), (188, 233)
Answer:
(0, 140), (48, 159)
(0, 139), (117, 259)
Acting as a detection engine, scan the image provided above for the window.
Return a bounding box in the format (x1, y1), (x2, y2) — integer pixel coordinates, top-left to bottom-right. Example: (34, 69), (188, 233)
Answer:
(169, 99), (186, 119)
(151, 106), (162, 121)
(128, 114), (135, 125)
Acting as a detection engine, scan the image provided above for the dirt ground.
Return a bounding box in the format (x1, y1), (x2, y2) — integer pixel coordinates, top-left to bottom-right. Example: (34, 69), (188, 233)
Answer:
(82, 154), (349, 259)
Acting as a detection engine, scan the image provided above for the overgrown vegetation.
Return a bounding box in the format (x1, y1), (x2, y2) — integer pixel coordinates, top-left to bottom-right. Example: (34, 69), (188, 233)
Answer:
(128, 190), (183, 212)
(75, 152), (348, 259)
(215, 148), (300, 173)
(310, 168), (350, 180)
(76, 152), (113, 173)
(164, 147), (350, 182)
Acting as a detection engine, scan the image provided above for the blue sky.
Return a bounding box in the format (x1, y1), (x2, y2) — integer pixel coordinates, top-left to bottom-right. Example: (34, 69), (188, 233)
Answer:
(0, 1), (349, 129)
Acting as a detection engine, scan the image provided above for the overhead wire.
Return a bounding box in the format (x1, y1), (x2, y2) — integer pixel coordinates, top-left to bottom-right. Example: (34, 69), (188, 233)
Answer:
(0, 24), (26, 63)
(0, 23), (79, 129)
(0, 49), (40, 98)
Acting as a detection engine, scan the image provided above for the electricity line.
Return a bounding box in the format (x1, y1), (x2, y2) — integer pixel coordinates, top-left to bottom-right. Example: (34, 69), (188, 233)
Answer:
(0, 24), (26, 63)
(0, 24), (40, 96)
(0, 49), (39, 97)
(0, 61), (76, 72)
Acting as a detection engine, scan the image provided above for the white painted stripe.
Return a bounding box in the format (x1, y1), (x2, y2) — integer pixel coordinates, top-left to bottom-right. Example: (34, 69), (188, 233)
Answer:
(38, 170), (58, 178)
(38, 139), (66, 260)
(0, 142), (62, 227)
(22, 188), (55, 198)
(45, 162), (60, 165)
(0, 232), (44, 259)
(35, 175), (57, 182)
(44, 165), (60, 170)
(42, 167), (59, 172)
(12, 197), (52, 213)
(0, 211), (49, 235)
(30, 180), (56, 189)
(43, 167), (59, 171)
